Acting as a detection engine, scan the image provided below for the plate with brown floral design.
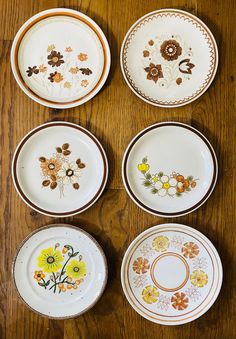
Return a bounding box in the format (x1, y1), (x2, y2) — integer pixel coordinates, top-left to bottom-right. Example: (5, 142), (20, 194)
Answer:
(11, 8), (110, 108)
(122, 122), (218, 217)
(121, 223), (222, 325)
(120, 9), (218, 107)
(12, 122), (108, 217)
(13, 224), (107, 318)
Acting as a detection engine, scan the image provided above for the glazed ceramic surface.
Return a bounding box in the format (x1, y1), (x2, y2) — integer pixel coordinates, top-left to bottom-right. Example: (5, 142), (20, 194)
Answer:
(11, 8), (110, 108)
(12, 122), (108, 217)
(13, 224), (107, 318)
(122, 122), (217, 217)
(120, 9), (218, 107)
(121, 223), (222, 325)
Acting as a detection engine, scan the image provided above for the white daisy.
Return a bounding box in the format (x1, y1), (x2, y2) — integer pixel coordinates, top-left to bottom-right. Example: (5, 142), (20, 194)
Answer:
(57, 161), (81, 185)
(155, 175), (178, 197)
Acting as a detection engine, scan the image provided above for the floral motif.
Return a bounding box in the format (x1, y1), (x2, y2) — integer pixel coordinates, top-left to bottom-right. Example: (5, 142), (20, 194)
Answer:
(142, 285), (159, 304)
(48, 50), (64, 67)
(47, 44), (56, 52)
(185, 286), (201, 302)
(157, 294), (170, 311)
(48, 71), (63, 83)
(190, 270), (208, 287)
(181, 242), (199, 259)
(160, 39), (182, 61)
(39, 143), (86, 197)
(144, 63), (163, 83)
(138, 157), (198, 197)
(39, 64), (47, 73)
(78, 53), (88, 61)
(81, 80), (89, 87)
(193, 257), (208, 270)
(171, 235), (185, 250)
(133, 275), (148, 288)
(171, 292), (189, 310)
(65, 47), (73, 52)
(26, 66), (39, 77)
(34, 244), (86, 294)
(69, 67), (79, 74)
(139, 244), (156, 258)
(152, 236), (170, 252)
(80, 68), (92, 75)
(179, 59), (195, 74)
(132, 257), (150, 274)
(64, 81), (72, 89)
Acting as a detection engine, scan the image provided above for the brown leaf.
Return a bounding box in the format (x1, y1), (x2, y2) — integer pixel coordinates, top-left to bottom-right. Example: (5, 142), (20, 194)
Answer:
(56, 147), (62, 153)
(63, 150), (71, 156)
(42, 180), (50, 187)
(79, 68), (92, 75)
(62, 143), (69, 150)
(39, 157), (46, 162)
(73, 183), (80, 190)
(50, 174), (57, 181)
(50, 182), (57, 189)
(76, 158), (81, 165)
(78, 163), (86, 168)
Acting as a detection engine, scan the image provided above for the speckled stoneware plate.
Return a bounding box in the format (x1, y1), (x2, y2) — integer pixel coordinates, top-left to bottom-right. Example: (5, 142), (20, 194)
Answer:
(11, 8), (110, 108)
(13, 224), (107, 319)
(12, 121), (108, 217)
(122, 122), (217, 217)
(121, 223), (222, 325)
(120, 8), (218, 107)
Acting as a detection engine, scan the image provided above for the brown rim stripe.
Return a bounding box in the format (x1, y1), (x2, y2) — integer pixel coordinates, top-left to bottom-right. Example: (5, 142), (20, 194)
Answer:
(123, 122), (217, 217)
(12, 224), (108, 319)
(122, 225), (221, 323)
(14, 11), (108, 105)
(121, 9), (217, 107)
(12, 122), (108, 216)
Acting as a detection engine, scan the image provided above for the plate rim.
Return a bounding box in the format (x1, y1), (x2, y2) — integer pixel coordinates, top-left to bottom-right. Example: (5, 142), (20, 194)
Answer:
(12, 223), (108, 319)
(12, 121), (108, 217)
(120, 8), (218, 108)
(120, 223), (223, 325)
(10, 8), (111, 109)
(122, 121), (218, 217)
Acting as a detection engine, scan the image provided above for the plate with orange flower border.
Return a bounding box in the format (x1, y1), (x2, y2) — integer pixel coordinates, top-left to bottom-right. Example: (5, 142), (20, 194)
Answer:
(121, 223), (222, 325)
(122, 122), (218, 217)
(12, 121), (108, 217)
(12, 224), (107, 319)
(120, 8), (218, 107)
(11, 8), (110, 109)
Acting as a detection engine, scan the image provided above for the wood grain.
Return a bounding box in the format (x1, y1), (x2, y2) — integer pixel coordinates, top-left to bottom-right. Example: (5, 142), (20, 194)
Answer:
(0, 0), (235, 338)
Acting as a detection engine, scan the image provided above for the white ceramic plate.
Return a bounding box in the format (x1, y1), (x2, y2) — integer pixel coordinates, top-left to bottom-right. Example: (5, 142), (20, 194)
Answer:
(11, 8), (110, 108)
(122, 122), (217, 217)
(12, 121), (108, 217)
(120, 9), (218, 107)
(13, 224), (107, 319)
(121, 223), (222, 325)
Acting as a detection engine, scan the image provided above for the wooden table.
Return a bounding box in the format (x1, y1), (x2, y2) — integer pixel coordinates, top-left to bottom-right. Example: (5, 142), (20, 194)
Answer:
(0, 0), (235, 338)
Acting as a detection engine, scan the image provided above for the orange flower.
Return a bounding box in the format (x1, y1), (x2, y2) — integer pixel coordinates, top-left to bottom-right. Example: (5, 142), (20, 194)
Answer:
(40, 157), (61, 177)
(67, 284), (72, 289)
(34, 270), (45, 281)
(69, 67), (79, 74)
(181, 242), (199, 259)
(65, 47), (72, 52)
(132, 257), (150, 274)
(81, 80), (89, 87)
(171, 292), (189, 310)
(53, 72), (63, 83)
(78, 53), (88, 61)
(39, 64), (47, 73)
(73, 284), (78, 289)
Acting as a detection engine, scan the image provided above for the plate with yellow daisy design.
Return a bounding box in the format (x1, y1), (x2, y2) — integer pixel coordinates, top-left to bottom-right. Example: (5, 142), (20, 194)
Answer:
(12, 121), (108, 217)
(120, 8), (218, 107)
(121, 223), (222, 325)
(11, 8), (110, 108)
(122, 122), (217, 217)
(13, 224), (107, 319)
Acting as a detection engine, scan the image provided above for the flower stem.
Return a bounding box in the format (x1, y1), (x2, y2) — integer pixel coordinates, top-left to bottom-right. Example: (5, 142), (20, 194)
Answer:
(53, 272), (57, 293)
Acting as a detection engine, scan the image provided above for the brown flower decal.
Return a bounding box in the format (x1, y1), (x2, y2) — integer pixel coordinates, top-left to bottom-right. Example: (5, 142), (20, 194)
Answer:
(179, 59), (195, 74)
(26, 66), (39, 77)
(80, 68), (92, 75)
(181, 242), (199, 259)
(132, 257), (150, 274)
(160, 39), (182, 61)
(39, 157), (62, 177)
(48, 72), (63, 83)
(47, 50), (64, 67)
(171, 292), (189, 310)
(144, 63), (163, 83)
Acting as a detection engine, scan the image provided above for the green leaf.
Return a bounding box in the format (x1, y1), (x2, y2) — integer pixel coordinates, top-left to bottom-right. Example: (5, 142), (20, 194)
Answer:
(185, 187), (191, 192)
(38, 282), (46, 287)
(143, 180), (151, 187)
(142, 157), (147, 163)
(187, 176), (193, 181)
(158, 172), (163, 177)
(45, 280), (50, 286)
(145, 173), (152, 179)
(72, 251), (79, 257)
(176, 192), (182, 197)
(151, 188), (158, 194)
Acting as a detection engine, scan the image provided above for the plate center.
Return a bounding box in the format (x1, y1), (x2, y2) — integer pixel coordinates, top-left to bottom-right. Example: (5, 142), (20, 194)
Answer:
(150, 252), (189, 292)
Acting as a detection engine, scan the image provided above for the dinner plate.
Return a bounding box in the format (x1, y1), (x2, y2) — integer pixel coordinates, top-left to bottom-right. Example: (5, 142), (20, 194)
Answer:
(121, 223), (222, 325)
(13, 224), (107, 319)
(122, 122), (217, 217)
(11, 8), (110, 108)
(120, 9), (218, 107)
(12, 121), (108, 217)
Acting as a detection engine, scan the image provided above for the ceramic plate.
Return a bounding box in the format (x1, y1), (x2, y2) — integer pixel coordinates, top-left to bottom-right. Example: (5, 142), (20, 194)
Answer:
(12, 122), (108, 217)
(122, 122), (217, 217)
(11, 8), (110, 108)
(13, 224), (107, 318)
(120, 9), (218, 107)
(121, 223), (222, 325)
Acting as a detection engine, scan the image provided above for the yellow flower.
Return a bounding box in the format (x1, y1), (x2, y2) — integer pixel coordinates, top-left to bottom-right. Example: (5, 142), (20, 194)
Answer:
(64, 81), (72, 89)
(152, 236), (170, 252)
(151, 175), (159, 183)
(78, 53), (88, 61)
(190, 270), (208, 287)
(138, 163), (150, 172)
(142, 285), (159, 304)
(163, 182), (170, 189)
(66, 259), (87, 279)
(47, 44), (56, 52)
(34, 270), (45, 281)
(38, 247), (64, 273)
